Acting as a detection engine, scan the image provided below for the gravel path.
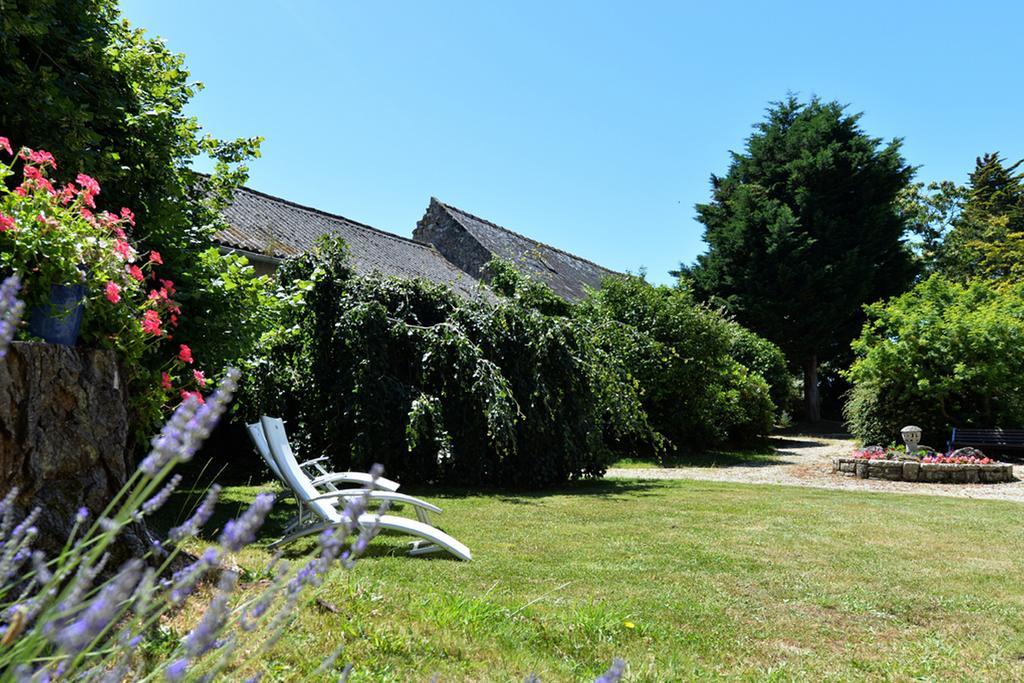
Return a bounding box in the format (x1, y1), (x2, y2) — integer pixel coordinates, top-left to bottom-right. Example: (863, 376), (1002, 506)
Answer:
(607, 435), (1024, 503)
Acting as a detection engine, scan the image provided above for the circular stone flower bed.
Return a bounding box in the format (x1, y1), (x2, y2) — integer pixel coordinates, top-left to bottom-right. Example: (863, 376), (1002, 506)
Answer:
(832, 457), (1013, 483)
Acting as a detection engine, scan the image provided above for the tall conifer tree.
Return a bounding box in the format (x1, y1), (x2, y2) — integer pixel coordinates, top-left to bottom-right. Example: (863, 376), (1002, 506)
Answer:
(686, 96), (915, 421)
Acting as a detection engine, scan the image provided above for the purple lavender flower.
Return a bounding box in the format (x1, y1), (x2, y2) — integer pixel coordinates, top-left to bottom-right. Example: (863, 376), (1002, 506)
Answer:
(53, 560), (143, 654)
(31, 550), (52, 583)
(165, 548), (220, 606)
(167, 484), (221, 543)
(0, 487), (19, 536)
(0, 275), (24, 358)
(593, 658), (626, 683)
(165, 658), (188, 681)
(139, 474), (182, 517)
(183, 571), (237, 658)
(219, 493), (274, 552)
(74, 507), (89, 524)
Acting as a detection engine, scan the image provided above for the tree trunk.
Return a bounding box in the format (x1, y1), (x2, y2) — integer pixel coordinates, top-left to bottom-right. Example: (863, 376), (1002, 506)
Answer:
(803, 354), (821, 423)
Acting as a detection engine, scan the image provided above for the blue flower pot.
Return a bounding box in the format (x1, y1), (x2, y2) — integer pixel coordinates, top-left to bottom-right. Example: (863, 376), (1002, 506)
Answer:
(28, 283), (86, 346)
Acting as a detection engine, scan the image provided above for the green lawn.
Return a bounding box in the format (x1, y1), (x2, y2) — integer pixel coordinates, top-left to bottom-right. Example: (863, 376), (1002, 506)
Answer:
(164, 479), (1024, 681)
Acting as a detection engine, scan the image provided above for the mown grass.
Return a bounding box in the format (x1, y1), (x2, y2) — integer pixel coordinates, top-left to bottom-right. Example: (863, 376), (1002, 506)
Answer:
(157, 479), (1024, 681)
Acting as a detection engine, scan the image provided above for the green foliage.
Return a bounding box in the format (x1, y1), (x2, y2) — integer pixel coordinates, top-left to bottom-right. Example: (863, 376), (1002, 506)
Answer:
(898, 180), (967, 273)
(844, 275), (1024, 445)
(940, 153), (1024, 282)
(684, 96), (917, 419)
(483, 258), (574, 317)
(722, 320), (794, 416)
(243, 238), (657, 487)
(577, 276), (775, 454)
(181, 248), (273, 380)
(0, 0), (265, 377)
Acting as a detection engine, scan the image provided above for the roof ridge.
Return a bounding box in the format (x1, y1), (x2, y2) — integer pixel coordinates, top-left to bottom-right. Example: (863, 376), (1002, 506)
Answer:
(434, 199), (619, 275)
(236, 185), (438, 252)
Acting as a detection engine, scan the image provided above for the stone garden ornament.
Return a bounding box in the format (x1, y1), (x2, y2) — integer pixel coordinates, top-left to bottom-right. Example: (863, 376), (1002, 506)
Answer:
(901, 425), (923, 456)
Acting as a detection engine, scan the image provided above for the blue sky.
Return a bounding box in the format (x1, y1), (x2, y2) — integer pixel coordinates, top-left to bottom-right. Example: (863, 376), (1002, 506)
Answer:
(121, 1), (1023, 284)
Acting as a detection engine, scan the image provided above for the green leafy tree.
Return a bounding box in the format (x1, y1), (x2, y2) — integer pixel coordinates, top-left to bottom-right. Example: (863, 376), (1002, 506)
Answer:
(898, 180), (967, 272)
(844, 275), (1024, 445)
(685, 96), (916, 421)
(0, 0), (263, 375)
(577, 276), (775, 453)
(243, 238), (659, 487)
(940, 153), (1024, 281)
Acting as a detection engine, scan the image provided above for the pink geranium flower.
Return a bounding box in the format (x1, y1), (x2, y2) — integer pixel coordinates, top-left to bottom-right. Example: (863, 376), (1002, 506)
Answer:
(149, 250), (163, 265)
(0, 214), (14, 232)
(58, 183), (77, 205)
(0, 137), (11, 156)
(114, 240), (134, 261)
(193, 369), (207, 387)
(142, 309), (163, 336)
(161, 372), (173, 391)
(76, 173), (100, 208)
(120, 207), (136, 226)
(128, 265), (144, 282)
(178, 344), (194, 364)
(26, 149), (56, 169)
(104, 281), (121, 304)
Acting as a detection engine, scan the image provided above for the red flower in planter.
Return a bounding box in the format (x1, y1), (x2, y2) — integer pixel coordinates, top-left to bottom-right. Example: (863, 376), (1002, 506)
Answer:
(178, 344), (194, 364)
(161, 372), (173, 391)
(104, 281), (121, 304)
(149, 250), (163, 265)
(0, 214), (14, 232)
(142, 310), (163, 336)
(128, 265), (144, 282)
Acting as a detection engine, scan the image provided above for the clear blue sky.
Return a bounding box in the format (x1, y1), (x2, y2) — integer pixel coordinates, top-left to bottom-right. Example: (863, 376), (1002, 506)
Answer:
(121, 1), (1023, 284)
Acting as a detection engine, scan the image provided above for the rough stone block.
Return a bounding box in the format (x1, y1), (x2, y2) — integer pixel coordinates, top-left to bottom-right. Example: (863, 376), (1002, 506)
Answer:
(0, 342), (146, 558)
(856, 462), (868, 478)
(902, 462), (920, 481)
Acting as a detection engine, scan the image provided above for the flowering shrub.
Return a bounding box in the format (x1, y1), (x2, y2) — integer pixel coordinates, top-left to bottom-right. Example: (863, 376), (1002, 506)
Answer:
(851, 445), (891, 460)
(0, 136), (207, 430)
(0, 277), (625, 681)
(852, 445), (994, 464)
(921, 447), (993, 465)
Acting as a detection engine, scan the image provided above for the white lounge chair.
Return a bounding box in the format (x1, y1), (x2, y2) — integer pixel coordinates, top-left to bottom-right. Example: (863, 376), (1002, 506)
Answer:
(248, 418), (438, 524)
(259, 417), (471, 561)
(246, 420), (401, 492)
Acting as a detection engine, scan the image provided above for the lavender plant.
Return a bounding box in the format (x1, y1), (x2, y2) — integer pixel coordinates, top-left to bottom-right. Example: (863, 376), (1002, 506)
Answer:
(0, 275), (624, 681)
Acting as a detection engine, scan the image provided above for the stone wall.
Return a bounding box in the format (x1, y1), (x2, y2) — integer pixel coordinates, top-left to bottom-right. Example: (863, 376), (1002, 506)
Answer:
(833, 457), (1014, 483)
(0, 342), (143, 555)
(413, 198), (494, 279)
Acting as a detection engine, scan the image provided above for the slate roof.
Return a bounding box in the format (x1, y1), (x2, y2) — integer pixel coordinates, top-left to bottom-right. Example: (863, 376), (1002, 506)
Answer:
(216, 186), (484, 298)
(431, 199), (619, 300)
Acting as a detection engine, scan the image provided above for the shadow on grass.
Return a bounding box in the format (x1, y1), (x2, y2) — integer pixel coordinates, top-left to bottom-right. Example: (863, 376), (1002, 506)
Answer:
(768, 436), (830, 450)
(412, 478), (671, 502)
(613, 448), (786, 470)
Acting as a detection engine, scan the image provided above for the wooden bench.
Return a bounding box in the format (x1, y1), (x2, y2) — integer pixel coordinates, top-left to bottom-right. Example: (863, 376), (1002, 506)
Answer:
(948, 427), (1024, 456)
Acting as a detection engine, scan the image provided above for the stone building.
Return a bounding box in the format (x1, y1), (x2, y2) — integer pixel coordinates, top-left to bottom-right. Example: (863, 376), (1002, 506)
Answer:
(215, 186), (619, 301)
(215, 186), (482, 297)
(414, 198), (618, 301)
